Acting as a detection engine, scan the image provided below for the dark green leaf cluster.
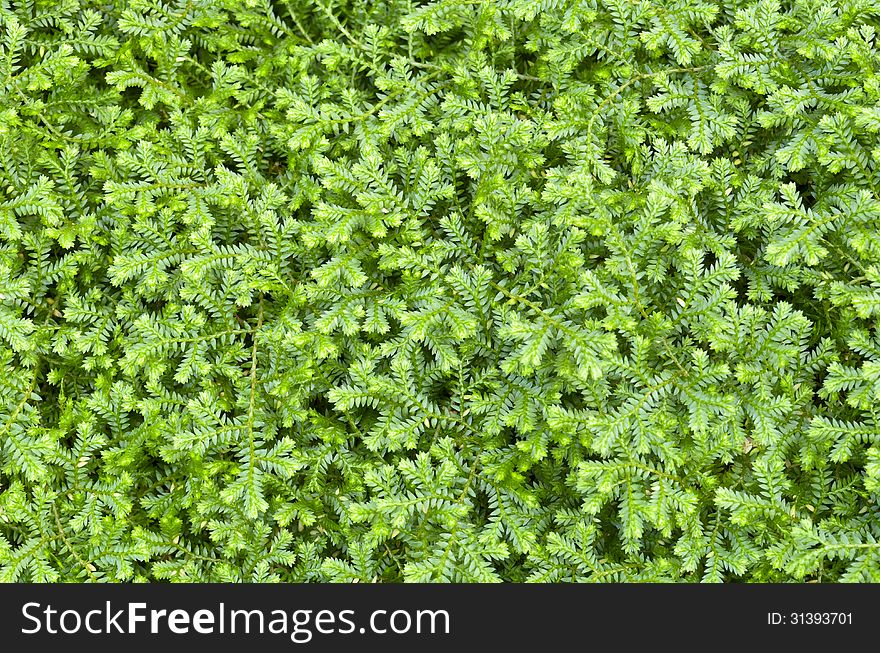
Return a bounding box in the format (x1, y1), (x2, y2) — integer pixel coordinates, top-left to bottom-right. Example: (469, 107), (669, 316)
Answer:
(2, 0), (880, 582)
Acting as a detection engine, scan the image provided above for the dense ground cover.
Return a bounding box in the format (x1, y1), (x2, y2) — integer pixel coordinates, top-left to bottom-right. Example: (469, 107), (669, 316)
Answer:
(2, 0), (880, 582)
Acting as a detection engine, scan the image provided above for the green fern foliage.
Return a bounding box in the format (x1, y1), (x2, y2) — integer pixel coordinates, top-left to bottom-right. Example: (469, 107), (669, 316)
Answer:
(2, 0), (880, 582)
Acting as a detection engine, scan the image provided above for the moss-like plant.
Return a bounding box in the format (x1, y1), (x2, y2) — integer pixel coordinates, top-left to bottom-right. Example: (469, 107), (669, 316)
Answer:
(2, 0), (880, 582)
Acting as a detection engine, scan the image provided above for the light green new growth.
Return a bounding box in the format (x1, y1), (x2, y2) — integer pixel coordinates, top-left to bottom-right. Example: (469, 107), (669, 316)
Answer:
(2, 0), (880, 582)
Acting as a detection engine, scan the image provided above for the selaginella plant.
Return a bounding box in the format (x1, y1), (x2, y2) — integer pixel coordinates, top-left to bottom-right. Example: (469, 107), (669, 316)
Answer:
(1, 0), (880, 582)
